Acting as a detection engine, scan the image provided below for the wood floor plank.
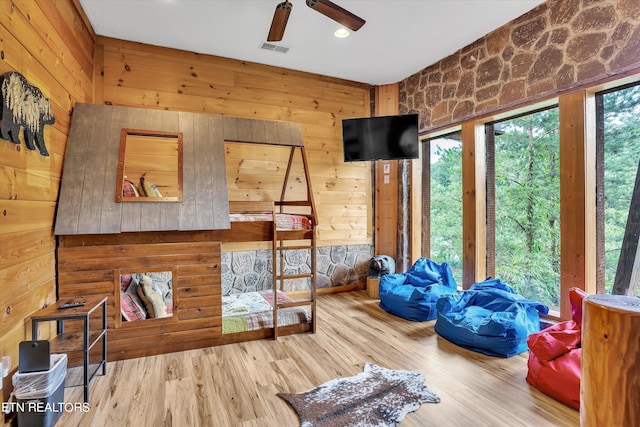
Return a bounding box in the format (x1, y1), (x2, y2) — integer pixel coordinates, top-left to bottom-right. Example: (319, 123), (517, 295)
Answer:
(164, 377), (199, 426)
(55, 291), (579, 426)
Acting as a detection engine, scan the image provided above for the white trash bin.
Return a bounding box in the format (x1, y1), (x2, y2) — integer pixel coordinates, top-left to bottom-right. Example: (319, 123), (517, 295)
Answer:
(12, 353), (67, 427)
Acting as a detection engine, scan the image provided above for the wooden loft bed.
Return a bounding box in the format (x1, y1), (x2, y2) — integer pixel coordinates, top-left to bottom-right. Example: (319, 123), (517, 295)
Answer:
(54, 103), (318, 360)
(220, 140), (318, 344)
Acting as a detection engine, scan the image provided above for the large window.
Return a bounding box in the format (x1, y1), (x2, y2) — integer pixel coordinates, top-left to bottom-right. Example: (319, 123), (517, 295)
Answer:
(597, 83), (640, 296)
(418, 78), (640, 313)
(426, 133), (463, 284)
(492, 108), (561, 311)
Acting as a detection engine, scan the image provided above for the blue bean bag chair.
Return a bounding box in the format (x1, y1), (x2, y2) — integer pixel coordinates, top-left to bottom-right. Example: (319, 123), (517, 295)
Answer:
(434, 278), (549, 357)
(379, 257), (457, 321)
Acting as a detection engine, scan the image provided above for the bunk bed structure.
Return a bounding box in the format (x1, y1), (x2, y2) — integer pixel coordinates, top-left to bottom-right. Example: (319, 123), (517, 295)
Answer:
(54, 103), (317, 361)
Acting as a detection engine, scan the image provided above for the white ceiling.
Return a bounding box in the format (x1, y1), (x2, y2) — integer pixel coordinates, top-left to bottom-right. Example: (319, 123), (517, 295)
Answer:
(79, 0), (547, 86)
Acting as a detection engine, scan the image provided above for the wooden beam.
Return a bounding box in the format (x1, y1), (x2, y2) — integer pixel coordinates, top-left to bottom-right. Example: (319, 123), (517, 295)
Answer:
(410, 145), (422, 264)
(559, 91), (597, 319)
(612, 158), (640, 296)
(374, 84), (399, 260)
(374, 84), (422, 268)
(421, 140), (431, 258)
(461, 121), (486, 289)
(485, 125), (496, 279)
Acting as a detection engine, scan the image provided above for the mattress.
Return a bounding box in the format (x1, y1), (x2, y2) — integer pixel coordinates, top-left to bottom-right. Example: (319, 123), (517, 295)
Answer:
(229, 213), (312, 230)
(222, 290), (310, 334)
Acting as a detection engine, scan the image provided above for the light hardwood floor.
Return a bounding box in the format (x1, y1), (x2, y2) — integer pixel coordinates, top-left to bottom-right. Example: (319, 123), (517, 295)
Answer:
(58, 291), (579, 426)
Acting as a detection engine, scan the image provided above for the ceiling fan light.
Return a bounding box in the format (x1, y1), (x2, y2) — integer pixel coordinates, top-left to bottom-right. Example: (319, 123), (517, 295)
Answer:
(334, 28), (349, 38)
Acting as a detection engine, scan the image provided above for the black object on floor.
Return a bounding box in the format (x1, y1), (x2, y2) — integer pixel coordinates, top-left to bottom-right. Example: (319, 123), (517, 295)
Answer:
(18, 340), (51, 373)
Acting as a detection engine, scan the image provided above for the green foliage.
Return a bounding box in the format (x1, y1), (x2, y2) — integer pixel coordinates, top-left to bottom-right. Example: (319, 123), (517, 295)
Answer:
(430, 139), (463, 284)
(494, 108), (560, 308)
(603, 85), (640, 292)
(426, 84), (639, 303)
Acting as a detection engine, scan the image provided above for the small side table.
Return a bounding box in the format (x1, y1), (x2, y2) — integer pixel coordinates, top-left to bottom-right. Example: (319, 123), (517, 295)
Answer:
(366, 277), (380, 299)
(31, 295), (107, 403)
(581, 294), (640, 427)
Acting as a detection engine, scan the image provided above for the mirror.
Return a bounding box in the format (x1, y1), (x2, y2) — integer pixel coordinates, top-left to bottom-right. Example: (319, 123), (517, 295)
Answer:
(118, 271), (174, 323)
(116, 129), (183, 202)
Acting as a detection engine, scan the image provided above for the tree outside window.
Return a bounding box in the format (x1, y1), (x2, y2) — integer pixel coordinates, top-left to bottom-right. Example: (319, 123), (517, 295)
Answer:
(493, 108), (561, 311)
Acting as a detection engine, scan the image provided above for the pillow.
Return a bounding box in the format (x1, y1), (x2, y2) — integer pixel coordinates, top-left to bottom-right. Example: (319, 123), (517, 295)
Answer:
(146, 271), (172, 282)
(151, 278), (172, 297)
(145, 272), (173, 313)
(140, 176), (162, 198)
(120, 273), (133, 292)
(125, 276), (148, 320)
(137, 274), (168, 318)
(122, 177), (140, 198)
(120, 274), (146, 321)
(121, 292), (147, 321)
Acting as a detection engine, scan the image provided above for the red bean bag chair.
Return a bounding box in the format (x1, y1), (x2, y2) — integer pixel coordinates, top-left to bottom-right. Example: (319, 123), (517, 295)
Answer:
(526, 287), (587, 410)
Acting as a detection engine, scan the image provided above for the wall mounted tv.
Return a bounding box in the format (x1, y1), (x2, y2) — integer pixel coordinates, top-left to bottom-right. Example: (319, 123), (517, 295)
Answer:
(342, 113), (419, 162)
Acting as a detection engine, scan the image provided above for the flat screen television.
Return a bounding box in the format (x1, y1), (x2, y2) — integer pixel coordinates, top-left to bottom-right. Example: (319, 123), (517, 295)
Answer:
(342, 113), (419, 162)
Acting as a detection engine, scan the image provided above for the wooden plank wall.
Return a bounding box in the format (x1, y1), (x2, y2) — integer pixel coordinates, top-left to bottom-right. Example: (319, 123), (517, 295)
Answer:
(96, 37), (373, 247)
(55, 104), (233, 235)
(56, 104), (315, 235)
(0, 0), (94, 390)
(57, 241), (222, 361)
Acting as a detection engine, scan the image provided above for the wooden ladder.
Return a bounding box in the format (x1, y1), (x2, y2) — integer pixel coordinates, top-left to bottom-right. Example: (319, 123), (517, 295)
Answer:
(271, 145), (317, 339)
(272, 227), (317, 339)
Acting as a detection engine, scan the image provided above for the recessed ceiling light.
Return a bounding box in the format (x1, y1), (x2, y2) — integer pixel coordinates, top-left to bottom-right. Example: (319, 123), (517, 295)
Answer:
(334, 28), (349, 38)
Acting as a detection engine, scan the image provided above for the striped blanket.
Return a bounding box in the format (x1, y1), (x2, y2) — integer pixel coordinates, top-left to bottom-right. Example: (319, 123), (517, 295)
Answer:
(222, 291), (310, 334)
(229, 213), (312, 230)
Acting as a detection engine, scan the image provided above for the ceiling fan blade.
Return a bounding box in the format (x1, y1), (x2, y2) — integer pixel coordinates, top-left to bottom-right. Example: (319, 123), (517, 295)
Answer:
(306, 0), (365, 31)
(267, 1), (293, 42)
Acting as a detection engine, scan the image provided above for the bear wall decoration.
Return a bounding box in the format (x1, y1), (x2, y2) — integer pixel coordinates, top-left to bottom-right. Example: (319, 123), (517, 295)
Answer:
(0, 71), (55, 156)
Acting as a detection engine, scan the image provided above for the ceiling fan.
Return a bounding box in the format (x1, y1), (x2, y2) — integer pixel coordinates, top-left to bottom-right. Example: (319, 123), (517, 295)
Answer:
(267, 0), (366, 42)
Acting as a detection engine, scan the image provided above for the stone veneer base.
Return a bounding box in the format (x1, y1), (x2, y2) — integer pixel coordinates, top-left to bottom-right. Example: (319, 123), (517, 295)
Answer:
(221, 244), (374, 295)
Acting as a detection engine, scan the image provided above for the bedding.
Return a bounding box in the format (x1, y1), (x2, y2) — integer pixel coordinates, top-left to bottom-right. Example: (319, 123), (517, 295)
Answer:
(229, 213), (312, 230)
(122, 177), (140, 198)
(222, 290), (310, 334)
(120, 272), (173, 321)
(140, 175), (162, 197)
(120, 274), (147, 321)
(137, 274), (169, 318)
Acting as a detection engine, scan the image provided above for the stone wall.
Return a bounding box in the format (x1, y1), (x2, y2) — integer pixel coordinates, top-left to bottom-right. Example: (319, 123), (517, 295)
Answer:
(400, 0), (640, 130)
(221, 245), (373, 295)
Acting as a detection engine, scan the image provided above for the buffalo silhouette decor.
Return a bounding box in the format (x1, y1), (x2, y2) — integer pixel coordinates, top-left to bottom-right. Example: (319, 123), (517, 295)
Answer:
(0, 71), (55, 156)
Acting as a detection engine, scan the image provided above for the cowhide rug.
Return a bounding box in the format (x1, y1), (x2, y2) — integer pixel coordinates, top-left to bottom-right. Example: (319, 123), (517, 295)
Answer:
(278, 362), (440, 427)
